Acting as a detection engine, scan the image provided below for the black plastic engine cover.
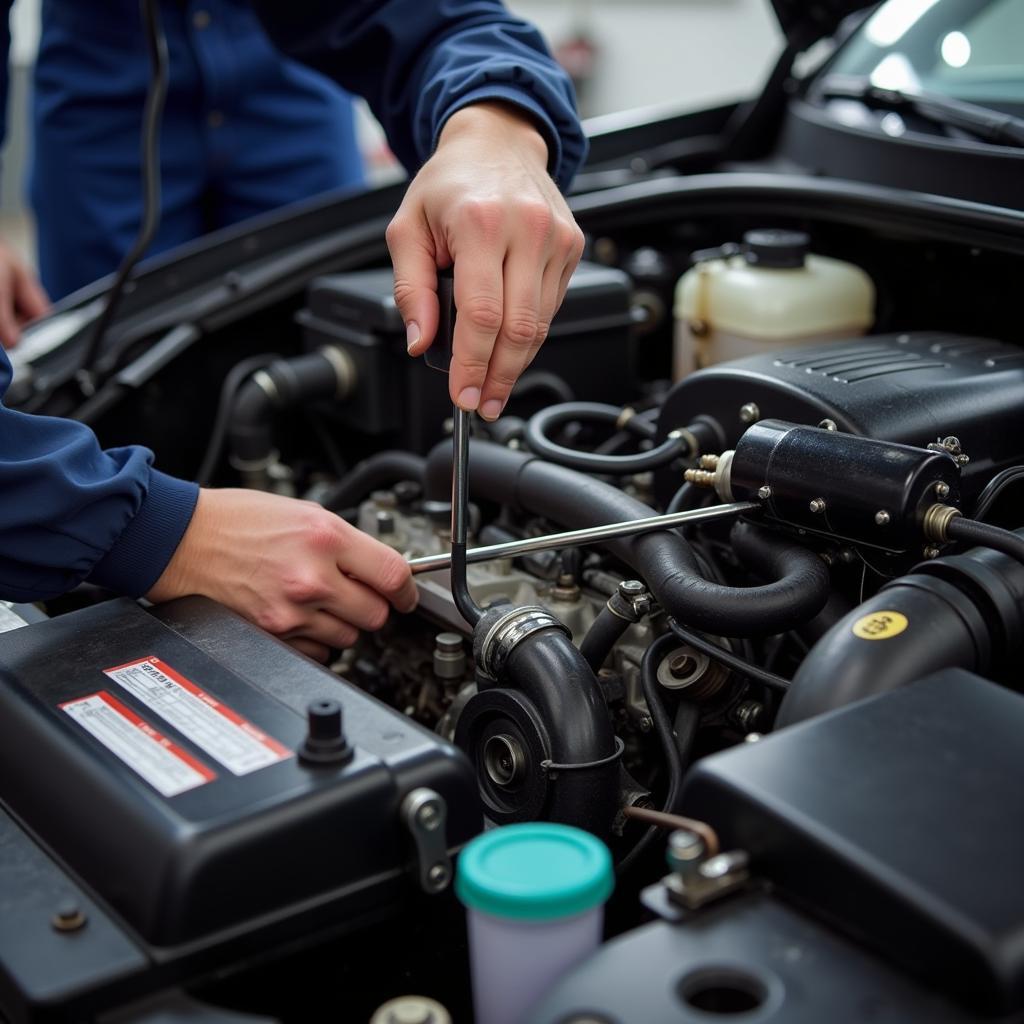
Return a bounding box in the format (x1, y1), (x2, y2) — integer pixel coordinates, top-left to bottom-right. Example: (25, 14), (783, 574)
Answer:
(681, 669), (1024, 1014)
(0, 598), (480, 950)
(658, 332), (1024, 500)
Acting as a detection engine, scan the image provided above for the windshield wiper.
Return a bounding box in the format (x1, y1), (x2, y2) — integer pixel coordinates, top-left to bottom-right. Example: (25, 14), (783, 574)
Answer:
(815, 73), (1024, 149)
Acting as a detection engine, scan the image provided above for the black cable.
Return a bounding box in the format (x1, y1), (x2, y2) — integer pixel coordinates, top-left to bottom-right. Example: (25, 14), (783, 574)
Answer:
(946, 516), (1024, 567)
(673, 700), (700, 766)
(667, 619), (790, 694)
(617, 632), (684, 875)
(580, 603), (633, 673)
(974, 467), (1024, 522)
(195, 354), (277, 485)
(525, 401), (686, 475)
(666, 481), (702, 515)
(77, 0), (168, 392)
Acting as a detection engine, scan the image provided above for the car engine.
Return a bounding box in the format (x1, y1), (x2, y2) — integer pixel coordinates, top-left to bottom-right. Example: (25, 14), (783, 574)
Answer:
(4, 175), (1024, 1023)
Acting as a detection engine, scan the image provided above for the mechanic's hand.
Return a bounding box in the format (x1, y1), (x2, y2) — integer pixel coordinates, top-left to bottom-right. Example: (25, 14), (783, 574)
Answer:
(0, 240), (50, 349)
(387, 101), (585, 421)
(147, 489), (418, 661)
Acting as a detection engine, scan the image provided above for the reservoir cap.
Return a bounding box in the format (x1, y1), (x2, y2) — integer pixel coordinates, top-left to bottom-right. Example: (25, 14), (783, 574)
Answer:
(456, 823), (613, 921)
(743, 228), (810, 269)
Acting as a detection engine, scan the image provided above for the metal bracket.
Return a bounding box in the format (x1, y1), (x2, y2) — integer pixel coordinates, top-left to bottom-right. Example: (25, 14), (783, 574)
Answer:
(401, 788), (452, 895)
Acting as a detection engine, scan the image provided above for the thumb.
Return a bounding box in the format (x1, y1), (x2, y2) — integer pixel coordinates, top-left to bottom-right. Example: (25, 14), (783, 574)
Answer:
(12, 262), (51, 323)
(386, 214), (440, 357)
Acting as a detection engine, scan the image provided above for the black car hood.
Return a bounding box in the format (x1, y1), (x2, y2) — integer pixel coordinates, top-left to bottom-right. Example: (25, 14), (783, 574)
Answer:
(770, 0), (875, 47)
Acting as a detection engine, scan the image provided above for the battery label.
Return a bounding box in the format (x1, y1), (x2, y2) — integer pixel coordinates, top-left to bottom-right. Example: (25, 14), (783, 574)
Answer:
(103, 656), (292, 776)
(61, 691), (215, 797)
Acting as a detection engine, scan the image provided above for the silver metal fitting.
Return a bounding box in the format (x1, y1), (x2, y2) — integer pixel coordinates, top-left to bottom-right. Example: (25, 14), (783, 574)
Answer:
(739, 402), (760, 424)
(318, 344), (358, 399)
(818, 418), (838, 432)
(757, 485), (772, 501)
(615, 405), (637, 430)
(478, 606), (570, 680)
(433, 632), (467, 680)
(809, 498), (827, 514)
(613, 580), (652, 621)
(874, 510), (891, 526)
(401, 788), (451, 894)
(935, 482), (951, 499)
(923, 503), (963, 544)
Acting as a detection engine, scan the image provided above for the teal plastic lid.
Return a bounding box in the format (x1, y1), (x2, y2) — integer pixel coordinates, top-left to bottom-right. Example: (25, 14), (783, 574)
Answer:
(456, 823), (613, 922)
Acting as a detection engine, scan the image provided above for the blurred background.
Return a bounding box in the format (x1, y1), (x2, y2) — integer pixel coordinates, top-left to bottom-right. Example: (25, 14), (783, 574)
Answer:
(0, 0), (783, 268)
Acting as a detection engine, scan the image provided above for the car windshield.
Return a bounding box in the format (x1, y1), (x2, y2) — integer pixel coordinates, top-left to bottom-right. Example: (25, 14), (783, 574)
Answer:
(823, 0), (1024, 117)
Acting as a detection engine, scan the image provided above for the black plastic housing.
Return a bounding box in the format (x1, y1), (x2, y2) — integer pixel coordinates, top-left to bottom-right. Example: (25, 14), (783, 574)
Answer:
(0, 598), (479, 952)
(657, 333), (1024, 502)
(297, 261), (636, 452)
(729, 419), (960, 550)
(682, 669), (1024, 1015)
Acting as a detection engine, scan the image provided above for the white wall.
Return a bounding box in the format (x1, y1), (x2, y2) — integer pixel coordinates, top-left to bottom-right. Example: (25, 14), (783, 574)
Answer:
(509, 0), (782, 118)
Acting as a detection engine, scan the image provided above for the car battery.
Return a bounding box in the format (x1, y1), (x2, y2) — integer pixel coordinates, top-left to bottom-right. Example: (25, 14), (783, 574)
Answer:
(296, 262), (637, 452)
(0, 597), (480, 1021)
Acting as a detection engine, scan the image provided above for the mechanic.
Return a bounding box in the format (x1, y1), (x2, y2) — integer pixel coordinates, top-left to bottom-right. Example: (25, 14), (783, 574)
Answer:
(0, 0), (586, 660)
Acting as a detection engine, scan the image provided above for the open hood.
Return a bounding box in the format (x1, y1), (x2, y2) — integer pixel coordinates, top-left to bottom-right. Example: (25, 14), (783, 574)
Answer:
(770, 0), (877, 47)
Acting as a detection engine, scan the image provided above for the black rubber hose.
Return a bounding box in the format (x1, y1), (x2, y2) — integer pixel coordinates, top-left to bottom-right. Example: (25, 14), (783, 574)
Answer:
(947, 517), (1024, 566)
(666, 481), (702, 515)
(580, 604), (633, 673)
(674, 700), (700, 766)
(617, 633), (684, 874)
(319, 452), (426, 513)
(667, 619), (790, 694)
(497, 623), (619, 835)
(426, 441), (830, 637)
(512, 370), (575, 406)
(525, 402), (687, 474)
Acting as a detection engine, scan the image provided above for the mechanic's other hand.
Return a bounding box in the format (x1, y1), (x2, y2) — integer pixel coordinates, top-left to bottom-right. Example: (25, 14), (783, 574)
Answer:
(0, 241), (50, 349)
(387, 101), (585, 421)
(147, 489), (418, 661)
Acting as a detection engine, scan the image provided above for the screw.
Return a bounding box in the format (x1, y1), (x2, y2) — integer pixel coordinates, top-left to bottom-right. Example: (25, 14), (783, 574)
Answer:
(936, 482), (950, 499)
(669, 654), (698, 679)
(818, 419), (838, 431)
(667, 829), (705, 867)
(428, 864), (450, 888)
(942, 436), (961, 452)
(874, 510), (891, 526)
(416, 802), (442, 831)
(744, 732), (763, 744)
(924, 546), (941, 559)
(809, 498), (827, 514)
(52, 900), (87, 933)
(739, 402), (760, 424)
(618, 579), (646, 598)
(638, 714), (653, 732)
(757, 485), (772, 500)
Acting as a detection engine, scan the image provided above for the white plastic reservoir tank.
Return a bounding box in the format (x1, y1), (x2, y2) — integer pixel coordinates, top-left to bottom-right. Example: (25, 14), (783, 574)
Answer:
(674, 229), (875, 380)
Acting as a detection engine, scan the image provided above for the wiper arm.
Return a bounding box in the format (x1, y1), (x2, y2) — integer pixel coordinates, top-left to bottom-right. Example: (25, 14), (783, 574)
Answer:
(816, 73), (1024, 149)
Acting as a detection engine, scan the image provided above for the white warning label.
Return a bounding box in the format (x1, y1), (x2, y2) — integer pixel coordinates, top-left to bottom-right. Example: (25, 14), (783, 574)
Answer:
(61, 691), (215, 798)
(103, 656), (292, 776)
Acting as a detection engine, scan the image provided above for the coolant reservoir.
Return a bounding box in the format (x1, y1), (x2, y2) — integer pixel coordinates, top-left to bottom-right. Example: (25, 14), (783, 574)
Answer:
(673, 229), (875, 380)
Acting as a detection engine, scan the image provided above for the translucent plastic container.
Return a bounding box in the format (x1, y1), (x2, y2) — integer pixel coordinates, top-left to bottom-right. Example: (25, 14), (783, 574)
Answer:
(456, 823), (613, 1024)
(673, 229), (875, 380)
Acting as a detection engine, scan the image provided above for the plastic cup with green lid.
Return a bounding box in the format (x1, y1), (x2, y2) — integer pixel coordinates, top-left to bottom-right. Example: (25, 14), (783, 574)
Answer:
(456, 822), (613, 1024)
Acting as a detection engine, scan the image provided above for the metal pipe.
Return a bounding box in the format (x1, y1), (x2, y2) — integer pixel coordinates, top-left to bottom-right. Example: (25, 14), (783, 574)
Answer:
(449, 408), (484, 624)
(409, 501), (759, 575)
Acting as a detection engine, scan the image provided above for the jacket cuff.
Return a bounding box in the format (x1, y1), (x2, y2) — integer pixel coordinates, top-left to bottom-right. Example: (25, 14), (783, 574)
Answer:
(87, 470), (200, 598)
(434, 85), (580, 191)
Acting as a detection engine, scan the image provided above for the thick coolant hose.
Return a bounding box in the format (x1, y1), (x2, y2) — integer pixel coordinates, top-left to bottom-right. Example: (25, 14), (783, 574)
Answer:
(778, 532), (1024, 726)
(319, 452), (426, 512)
(483, 614), (619, 834)
(426, 441), (830, 637)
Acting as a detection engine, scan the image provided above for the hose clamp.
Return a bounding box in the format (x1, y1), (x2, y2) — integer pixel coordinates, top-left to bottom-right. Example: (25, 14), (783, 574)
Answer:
(478, 606), (570, 680)
(540, 736), (625, 778)
(319, 345), (358, 400)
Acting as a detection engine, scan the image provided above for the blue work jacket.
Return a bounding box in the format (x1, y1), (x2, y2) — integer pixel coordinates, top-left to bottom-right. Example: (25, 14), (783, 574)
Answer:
(0, 0), (586, 603)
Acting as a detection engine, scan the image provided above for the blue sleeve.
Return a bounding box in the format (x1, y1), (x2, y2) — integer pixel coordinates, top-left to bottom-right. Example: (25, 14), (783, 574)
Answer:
(249, 0), (587, 191)
(0, 351), (199, 602)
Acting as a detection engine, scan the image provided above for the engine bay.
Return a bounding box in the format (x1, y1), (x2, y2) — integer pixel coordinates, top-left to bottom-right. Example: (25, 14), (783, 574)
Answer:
(4, 170), (1024, 1022)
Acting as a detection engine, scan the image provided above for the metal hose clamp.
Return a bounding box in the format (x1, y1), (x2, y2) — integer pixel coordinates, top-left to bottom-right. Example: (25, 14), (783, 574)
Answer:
(478, 606), (570, 680)
(923, 503), (962, 543)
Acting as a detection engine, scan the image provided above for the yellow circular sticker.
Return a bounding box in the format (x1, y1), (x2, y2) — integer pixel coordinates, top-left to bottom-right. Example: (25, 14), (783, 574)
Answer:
(852, 611), (909, 640)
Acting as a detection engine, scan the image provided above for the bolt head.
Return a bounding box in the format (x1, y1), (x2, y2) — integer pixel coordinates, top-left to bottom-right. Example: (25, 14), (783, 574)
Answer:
(809, 498), (827, 514)
(668, 829), (705, 862)
(874, 510), (891, 526)
(739, 402), (760, 424)
(417, 803), (442, 831)
(935, 482), (950, 499)
(924, 546), (941, 559)
(428, 864), (450, 887)
(818, 419), (838, 432)
(757, 485), (772, 501)
(618, 579), (646, 597)
(52, 901), (87, 933)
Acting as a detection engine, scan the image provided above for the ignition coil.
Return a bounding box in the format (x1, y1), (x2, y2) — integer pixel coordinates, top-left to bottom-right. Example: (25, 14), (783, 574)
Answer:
(685, 419), (962, 551)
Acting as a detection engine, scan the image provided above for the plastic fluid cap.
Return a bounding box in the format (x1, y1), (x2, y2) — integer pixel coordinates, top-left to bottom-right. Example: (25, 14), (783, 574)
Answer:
(456, 823), (613, 921)
(742, 228), (809, 269)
